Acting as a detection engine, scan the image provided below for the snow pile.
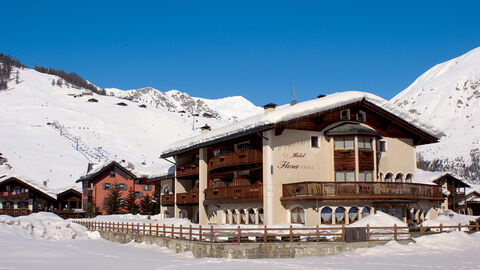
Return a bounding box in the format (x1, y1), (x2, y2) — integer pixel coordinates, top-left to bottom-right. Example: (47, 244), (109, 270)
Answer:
(0, 212), (92, 240)
(349, 211), (407, 227)
(422, 210), (478, 229)
(84, 214), (196, 227)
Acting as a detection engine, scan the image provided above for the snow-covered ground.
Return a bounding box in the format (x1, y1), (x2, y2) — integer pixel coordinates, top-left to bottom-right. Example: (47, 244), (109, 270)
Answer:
(2, 212), (480, 269)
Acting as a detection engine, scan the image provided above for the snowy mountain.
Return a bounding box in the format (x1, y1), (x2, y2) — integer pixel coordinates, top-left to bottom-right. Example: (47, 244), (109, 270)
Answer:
(392, 47), (480, 181)
(105, 87), (262, 121)
(0, 67), (261, 191)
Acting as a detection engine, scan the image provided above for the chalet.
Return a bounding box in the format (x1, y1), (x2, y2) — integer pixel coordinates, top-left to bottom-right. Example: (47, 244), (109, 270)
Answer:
(76, 161), (156, 213)
(0, 176), (57, 216)
(87, 98), (99, 103)
(139, 104), (147, 108)
(160, 91), (445, 226)
(460, 190), (480, 216)
(116, 102), (128, 106)
(203, 112), (215, 118)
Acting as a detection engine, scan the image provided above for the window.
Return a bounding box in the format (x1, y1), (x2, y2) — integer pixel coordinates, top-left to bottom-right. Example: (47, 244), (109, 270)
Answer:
(395, 174), (403, 183)
(358, 138), (372, 149)
(5, 186), (10, 191)
(291, 207), (305, 224)
(248, 209), (255, 224)
(258, 208), (264, 224)
(321, 207), (333, 224)
(362, 207), (371, 217)
(334, 137), (354, 149)
(406, 174), (413, 183)
(118, 183), (127, 190)
(378, 141), (387, 152)
(335, 207), (346, 224)
(311, 136), (319, 148)
(240, 210), (247, 224)
(135, 191), (143, 198)
(340, 109), (350, 120)
(18, 202), (28, 208)
(109, 170), (115, 177)
(359, 171), (373, 182)
(143, 184), (152, 191)
(356, 111), (366, 122)
(102, 183), (112, 190)
(385, 173), (393, 182)
(134, 179), (141, 185)
(232, 211), (238, 224)
(336, 171), (355, 182)
(349, 207), (359, 222)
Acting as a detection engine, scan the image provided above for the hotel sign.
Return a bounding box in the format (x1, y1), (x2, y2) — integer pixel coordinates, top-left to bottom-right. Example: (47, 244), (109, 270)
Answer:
(277, 152), (314, 170)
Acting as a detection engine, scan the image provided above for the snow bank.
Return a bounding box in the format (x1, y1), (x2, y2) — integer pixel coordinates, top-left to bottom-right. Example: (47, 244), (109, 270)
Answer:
(422, 210), (478, 229)
(0, 212), (92, 240)
(349, 211), (407, 227)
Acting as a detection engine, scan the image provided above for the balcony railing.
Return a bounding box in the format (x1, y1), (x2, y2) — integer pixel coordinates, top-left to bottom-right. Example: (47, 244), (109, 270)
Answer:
(176, 164), (199, 178)
(161, 194), (175, 205)
(205, 183), (263, 202)
(0, 208), (30, 216)
(209, 149), (262, 172)
(176, 189), (199, 205)
(282, 182), (444, 201)
(0, 192), (30, 200)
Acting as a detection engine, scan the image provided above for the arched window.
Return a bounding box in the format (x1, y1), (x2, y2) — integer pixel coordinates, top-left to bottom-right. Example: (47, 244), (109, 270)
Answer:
(232, 210), (238, 224)
(385, 173), (393, 182)
(321, 207), (333, 224)
(395, 173), (403, 183)
(291, 207), (305, 224)
(258, 208), (264, 224)
(348, 207), (359, 222)
(362, 207), (370, 218)
(163, 210), (170, 218)
(225, 210), (229, 224)
(335, 207), (346, 224)
(240, 209), (247, 224)
(162, 185), (169, 195)
(405, 174), (413, 183)
(248, 209), (255, 224)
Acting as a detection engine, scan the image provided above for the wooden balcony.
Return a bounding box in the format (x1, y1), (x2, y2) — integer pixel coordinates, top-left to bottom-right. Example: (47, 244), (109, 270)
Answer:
(281, 182), (444, 201)
(176, 189), (199, 205)
(209, 149), (262, 172)
(0, 192), (30, 201)
(204, 183), (263, 204)
(161, 194), (175, 205)
(176, 164), (199, 179)
(0, 208), (30, 216)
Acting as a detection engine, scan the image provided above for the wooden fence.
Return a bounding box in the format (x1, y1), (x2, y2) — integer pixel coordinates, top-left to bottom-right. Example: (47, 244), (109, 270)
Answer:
(72, 220), (480, 243)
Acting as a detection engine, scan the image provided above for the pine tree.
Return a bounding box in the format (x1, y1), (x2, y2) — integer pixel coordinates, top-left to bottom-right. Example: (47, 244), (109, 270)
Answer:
(105, 183), (122, 214)
(124, 189), (139, 214)
(153, 186), (161, 214)
(57, 78), (63, 87)
(85, 201), (100, 218)
(15, 70), (19, 84)
(140, 194), (154, 215)
(51, 79), (56, 87)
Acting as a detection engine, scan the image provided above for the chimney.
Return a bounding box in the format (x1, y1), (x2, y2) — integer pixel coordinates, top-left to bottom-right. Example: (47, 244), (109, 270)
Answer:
(43, 180), (48, 187)
(317, 94), (326, 99)
(263, 103), (277, 113)
(201, 124), (211, 133)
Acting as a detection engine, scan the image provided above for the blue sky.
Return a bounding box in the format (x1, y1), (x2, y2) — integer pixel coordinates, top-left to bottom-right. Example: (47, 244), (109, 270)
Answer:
(2, 0), (480, 106)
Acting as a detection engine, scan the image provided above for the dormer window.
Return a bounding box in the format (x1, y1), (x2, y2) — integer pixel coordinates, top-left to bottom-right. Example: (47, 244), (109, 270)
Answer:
(340, 109), (350, 120)
(356, 111), (366, 122)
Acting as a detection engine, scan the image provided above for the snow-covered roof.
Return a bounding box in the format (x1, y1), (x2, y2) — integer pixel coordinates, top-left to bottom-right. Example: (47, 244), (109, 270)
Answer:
(414, 169), (470, 187)
(161, 91), (444, 157)
(0, 174), (57, 200)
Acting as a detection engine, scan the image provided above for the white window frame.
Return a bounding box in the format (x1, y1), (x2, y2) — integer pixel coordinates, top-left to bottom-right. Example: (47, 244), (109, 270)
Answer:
(340, 109), (350, 120)
(356, 110), (366, 122)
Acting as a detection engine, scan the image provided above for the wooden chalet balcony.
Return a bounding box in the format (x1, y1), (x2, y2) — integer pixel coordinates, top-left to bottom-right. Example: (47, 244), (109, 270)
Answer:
(176, 189), (199, 205)
(204, 183), (263, 203)
(0, 208), (30, 216)
(281, 182), (444, 201)
(161, 194), (175, 205)
(0, 192), (30, 201)
(176, 164), (199, 179)
(209, 149), (262, 172)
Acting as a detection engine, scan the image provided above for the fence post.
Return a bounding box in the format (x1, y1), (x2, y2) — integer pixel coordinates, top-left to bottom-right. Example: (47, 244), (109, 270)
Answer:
(264, 225), (267, 243)
(172, 224), (174, 238)
(199, 225), (203, 242)
(289, 225), (293, 242)
(121, 222), (124, 233)
(393, 224), (397, 241)
(420, 224), (424, 236)
(163, 224), (166, 240)
(210, 226), (214, 243)
(316, 225), (319, 242)
(366, 224), (370, 241)
(440, 223), (443, 233)
(458, 223), (462, 232)
(237, 226), (241, 243)
(143, 223), (146, 235)
(189, 225), (193, 241)
(180, 225), (183, 240)
(477, 222), (479, 232)
(341, 225), (345, 242)
(156, 224), (159, 237)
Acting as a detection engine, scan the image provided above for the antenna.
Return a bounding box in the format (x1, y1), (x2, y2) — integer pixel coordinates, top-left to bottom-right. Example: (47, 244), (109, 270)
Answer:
(290, 82), (298, 106)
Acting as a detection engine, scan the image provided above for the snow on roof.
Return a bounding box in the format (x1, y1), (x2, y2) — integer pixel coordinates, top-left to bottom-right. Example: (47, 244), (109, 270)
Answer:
(414, 169), (470, 187)
(161, 91), (444, 157)
(0, 174), (57, 199)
